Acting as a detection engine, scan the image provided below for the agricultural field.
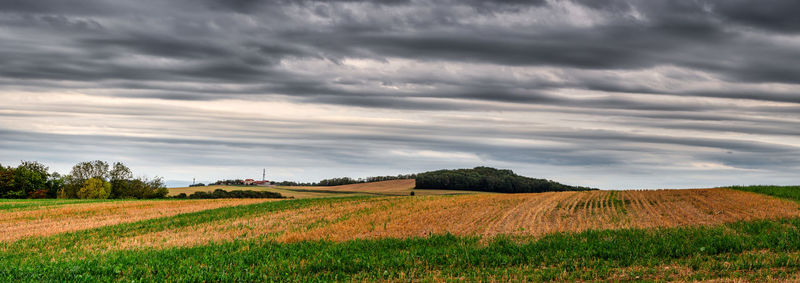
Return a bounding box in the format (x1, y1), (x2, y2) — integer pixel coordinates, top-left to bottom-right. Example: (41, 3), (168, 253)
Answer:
(0, 198), (274, 242)
(3, 184), (800, 281)
(728, 185), (800, 202)
(169, 185), (346, 199)
(280, 179), (485, 196)
(172, 179), (486, 197)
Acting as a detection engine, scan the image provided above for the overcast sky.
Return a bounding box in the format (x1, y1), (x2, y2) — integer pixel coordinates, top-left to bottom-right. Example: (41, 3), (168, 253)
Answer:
(2, 0), (799, 189)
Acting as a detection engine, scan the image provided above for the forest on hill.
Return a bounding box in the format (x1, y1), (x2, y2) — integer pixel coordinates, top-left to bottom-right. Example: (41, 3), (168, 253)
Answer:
(415, 167), (596, 193)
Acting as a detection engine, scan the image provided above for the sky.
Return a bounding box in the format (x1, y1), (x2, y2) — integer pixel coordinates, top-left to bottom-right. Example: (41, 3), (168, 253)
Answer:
(1, 0), (799, 189)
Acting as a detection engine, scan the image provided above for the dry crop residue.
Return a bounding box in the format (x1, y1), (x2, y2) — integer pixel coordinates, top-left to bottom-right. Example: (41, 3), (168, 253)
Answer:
(0, 199), (274, 242)
(112, 188), (800, 249)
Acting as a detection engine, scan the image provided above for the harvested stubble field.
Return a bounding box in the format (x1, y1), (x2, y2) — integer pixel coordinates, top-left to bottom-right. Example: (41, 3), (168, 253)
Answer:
(102, 188), (800, 248)
(3, 185), (800, 281)
(0, 198), (274, 242)
(4, 188), (798, 248)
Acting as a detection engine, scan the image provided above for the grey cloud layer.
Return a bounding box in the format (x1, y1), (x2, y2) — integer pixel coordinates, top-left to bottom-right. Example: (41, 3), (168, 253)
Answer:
(1, 0), (799, 188)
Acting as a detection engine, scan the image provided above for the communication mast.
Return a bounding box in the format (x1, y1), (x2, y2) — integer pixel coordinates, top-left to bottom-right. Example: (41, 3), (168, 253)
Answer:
(262, 168), (266, 181)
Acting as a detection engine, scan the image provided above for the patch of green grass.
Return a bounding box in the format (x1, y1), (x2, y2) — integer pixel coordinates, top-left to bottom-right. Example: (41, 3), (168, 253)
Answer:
(0, 197), (259, 212)
(4, 214), (800, 281)
(0, 199), (138, 211)
(728, 185), (800, 202)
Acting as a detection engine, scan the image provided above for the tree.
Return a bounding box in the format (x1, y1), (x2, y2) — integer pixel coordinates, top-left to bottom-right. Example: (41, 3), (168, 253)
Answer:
(45, 172), (65, 198)
(70, 160), (109, 181)
(115, 176), (168, 199)
(109, 162), (133, 198)
(19, 161), (49, 177)
(109, 162), (132, 181)
(77, 177), (111, 199)
(62, 160), (110, 199)
(58, 175), (81, 199)
(14, 161), (49, 198)
(0, 164), (15, 198)
(145, 177), (169, 199)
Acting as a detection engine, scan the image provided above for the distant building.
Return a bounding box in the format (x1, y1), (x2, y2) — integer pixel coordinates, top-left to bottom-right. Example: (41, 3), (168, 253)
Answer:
(244, 179), (255, 185)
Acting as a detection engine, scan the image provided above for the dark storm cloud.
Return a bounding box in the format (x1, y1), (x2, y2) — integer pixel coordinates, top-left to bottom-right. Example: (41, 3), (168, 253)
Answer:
(3, 0), (800, 93)
(0, 0), (118, 14)
(708, 0), (800, 32)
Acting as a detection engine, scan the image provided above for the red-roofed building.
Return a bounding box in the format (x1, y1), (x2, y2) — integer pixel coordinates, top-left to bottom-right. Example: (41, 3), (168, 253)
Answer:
(244, 179), (255, 185)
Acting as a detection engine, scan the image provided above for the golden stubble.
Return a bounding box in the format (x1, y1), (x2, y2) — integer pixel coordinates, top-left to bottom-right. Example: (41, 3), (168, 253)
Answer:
(113, 197), (396, 249)
(106, 188), (800, 250)
(0, 199), (275, 242)
(9, 188), (800, 252)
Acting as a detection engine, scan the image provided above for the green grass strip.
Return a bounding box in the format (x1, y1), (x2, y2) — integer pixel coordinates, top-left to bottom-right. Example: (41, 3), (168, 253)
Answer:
(3, 217), (800, 281)
(0, 198), (229, 211)
(0, 199), (131, 211)
(728, 185), (800, 202)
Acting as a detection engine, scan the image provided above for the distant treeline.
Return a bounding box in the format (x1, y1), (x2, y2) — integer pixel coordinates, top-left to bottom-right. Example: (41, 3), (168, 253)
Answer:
(275, 174), (417, 187)
(0, 160), (167, 199)
(173, 189), (284, 199)
(210, 179), (246, 186)
(415, 167), (596, 193)
(208, 179), (273, 186)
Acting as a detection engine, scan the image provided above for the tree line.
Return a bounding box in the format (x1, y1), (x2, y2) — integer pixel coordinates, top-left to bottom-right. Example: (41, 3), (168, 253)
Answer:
(210, 179), (246, 186)
(173, 189), (284, 199)
(0, 160), (167, 199)
(274, 174), (417, 187)
(415, 167), (596, 193)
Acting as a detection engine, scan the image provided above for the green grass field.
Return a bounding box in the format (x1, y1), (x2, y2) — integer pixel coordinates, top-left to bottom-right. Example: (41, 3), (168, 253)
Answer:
(3, 214), (800, 281)
(729, 185), (800, 202)
(2, 185), (800, 281)
(0, 199), (111, 211)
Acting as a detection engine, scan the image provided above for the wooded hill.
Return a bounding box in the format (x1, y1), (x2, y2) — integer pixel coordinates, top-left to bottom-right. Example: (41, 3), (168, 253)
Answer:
(415, 167), (595, 193)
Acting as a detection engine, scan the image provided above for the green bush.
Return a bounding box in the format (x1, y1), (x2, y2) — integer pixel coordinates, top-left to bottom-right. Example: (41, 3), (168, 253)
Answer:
(77, 178), (111, 199)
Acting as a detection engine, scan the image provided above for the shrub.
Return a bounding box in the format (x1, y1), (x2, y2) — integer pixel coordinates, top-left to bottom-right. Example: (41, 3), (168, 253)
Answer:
(77, 177), (111, 199)
(28, 189), (49, 199)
